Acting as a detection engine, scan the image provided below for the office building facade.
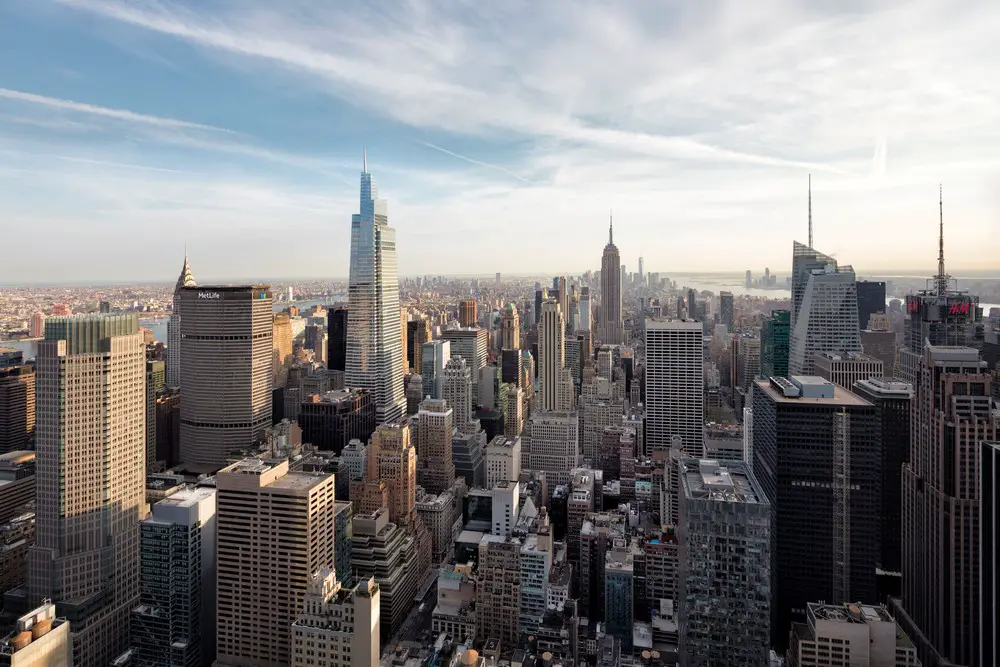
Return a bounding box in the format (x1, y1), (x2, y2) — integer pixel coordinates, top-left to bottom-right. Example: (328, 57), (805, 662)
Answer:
(28, 314), (147, 667)
(298, 388), (376, 455)
(416, 398), (457, 494)
(983, 441), (1000, 667)
(761, 310), (791, 379)
(539, 300), (566, 412)
(856, 280), (887, 331)
(678, 459), (771, 667)
(645, 319), (704, 455)
(0, 357), (34, 454)
(814, 351), (884, 391)
(178, 285), (273, 467)
(440, 328), (488, 407)
(752, 376), (880, 646)
(291, 571), (380, 667)
(215, 459), (338, 667)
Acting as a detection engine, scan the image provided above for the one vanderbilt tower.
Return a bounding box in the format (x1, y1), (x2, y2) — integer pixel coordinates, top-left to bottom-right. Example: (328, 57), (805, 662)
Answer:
(346, 150), (406, 424)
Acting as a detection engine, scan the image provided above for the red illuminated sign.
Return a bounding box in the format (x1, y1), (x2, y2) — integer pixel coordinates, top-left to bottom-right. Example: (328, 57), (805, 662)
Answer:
(906, 298), (920, 314)
(948, 301), (971, 316)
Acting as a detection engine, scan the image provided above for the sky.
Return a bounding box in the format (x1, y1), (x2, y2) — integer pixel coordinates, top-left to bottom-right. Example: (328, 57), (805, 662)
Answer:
(1, 0), (998, 284)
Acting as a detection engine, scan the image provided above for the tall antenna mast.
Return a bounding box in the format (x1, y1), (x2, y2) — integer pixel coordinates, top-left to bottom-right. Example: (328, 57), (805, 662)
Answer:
(936, 184), (948, 295)
(808, 174), (813, 248)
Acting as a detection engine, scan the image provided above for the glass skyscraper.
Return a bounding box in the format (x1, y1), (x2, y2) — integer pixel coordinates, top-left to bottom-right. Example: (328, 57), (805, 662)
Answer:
(346, 152), (406, 424)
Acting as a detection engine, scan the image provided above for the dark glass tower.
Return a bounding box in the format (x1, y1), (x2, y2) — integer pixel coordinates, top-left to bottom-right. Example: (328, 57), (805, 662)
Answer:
(327, 306), (348, 373)
(856, 280), (886, 330)
(751, 376), (880, 647)
(760, 310), (791, 379)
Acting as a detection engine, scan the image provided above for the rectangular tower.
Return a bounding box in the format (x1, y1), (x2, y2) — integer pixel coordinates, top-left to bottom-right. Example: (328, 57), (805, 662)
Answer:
(539, 300), (566, 412)
(179, 285), (273, 467)
(0, 357), (34, 453)
(346, 158), (406, 424)
(980, 441), (1000, 667)
(215, 459), (338, 667)
(416, 398), (456, 494)
(27, 314), (147, 667)
(789, 256), (862, 376)
(645, 318), (704, 455)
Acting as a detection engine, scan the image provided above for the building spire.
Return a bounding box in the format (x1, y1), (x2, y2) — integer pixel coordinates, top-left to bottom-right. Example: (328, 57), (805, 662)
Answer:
(808, 173), (813, 249)
(363, 144), (368, 173)
(175, 246), (196, 292)
(609, 209), (614, 245)
(936, 183), (948, 295)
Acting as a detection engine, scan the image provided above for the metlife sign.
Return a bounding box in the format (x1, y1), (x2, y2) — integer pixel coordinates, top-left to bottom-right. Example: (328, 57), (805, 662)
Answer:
(198, 292), (221, 299)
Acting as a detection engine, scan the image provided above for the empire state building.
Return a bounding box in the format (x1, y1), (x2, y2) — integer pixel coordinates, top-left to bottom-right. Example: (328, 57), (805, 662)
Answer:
(346, 150), (406, 424)
(599, 216), (623, 345)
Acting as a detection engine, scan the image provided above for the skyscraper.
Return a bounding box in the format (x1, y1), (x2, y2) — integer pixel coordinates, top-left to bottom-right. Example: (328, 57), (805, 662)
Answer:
(346, 152), (406, 424)
(539, 300), (566, 412)
(752, 375), (880, 647)
(458, 299), (477, 328)
(599, 217), (623, 345)
(501, 304), (520, 350)
(416, 398), (456, 494)
(719, 291), (734, 330)
(273, 312), (293, 387)
(215, 459), (338, 667)
(645, 318), (704, 455)
(678, 459), (771, 667)
(760, 310), (791, 379)
(421, 340), (451, 400)
(856, 280), (886, 330)
(328, 305), (349, 373)
(982, 441), (1000, 667)
(0, 350), (34, 453)
(897, 346), (997, 666)
(28, 314), (147, 666)
(178, 285), (273, 467)
(579, 286), (592, 333)
(166, 249), (195, 387)
(291, 571), (381, 667)
(442, 357), (473, 429)
(132, 486), (217, 667)
(441, 327), (488, 407)
(788, 244), (862, 376)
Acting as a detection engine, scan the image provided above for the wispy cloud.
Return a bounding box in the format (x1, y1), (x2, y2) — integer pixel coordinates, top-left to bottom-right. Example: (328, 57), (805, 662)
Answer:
(418, 140), (532, 184)
(0, 87), (232, 133)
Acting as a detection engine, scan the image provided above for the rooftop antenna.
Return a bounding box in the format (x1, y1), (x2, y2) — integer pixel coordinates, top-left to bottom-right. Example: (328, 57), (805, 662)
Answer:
(808, 174), (813, 248)
(609, 209), (614, 245)
(363, 144), (368, 173)
(936, 184), (949, 295)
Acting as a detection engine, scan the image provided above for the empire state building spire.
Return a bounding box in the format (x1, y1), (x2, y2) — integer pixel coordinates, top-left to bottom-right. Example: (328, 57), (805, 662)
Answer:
(609, 210), (614, 245)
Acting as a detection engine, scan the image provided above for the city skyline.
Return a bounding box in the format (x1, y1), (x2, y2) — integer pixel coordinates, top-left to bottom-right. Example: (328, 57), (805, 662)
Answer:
(2, 1), (999, 283)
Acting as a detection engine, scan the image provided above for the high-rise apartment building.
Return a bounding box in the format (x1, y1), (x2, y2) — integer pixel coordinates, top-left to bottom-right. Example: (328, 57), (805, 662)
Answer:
(982, 441), (1000, 667)
(458, 299), (477, 328)
(856, 280), (887, 331)
(476, 536), (522, 646)
(346, 155), (406, 424)
(215, 459), (338, 667)
(677, 459), (771, 667)
(752, 376), (880, 646)
(27, 314), (147, 667)
(897, 346), (997, 667)
(539, 300), (566, 412)
(761, 310), (791, 379)
(166, 250), (195, 387)
(599, 220), (623, 345)
(291, 570), (380, 667)
(0, 352), (34, 453)
(853, 378), (912, 586)
(789, 243), (862, 376)
(645, 319), (704, 455)
(408, 317), (431, 373)
(787, 602), (920, 667)
(328, 305), (349, 373)
(132, 486), (217, 667)
(178, 285), (273, 467)
(416, 398), (456, 494)
(501, 304), (520, 351)
(440, 328), (488, 407)
(814, 351), (883, 391)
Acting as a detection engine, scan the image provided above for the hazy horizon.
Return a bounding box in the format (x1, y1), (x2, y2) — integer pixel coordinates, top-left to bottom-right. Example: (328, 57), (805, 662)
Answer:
(1, 1), (998, 283)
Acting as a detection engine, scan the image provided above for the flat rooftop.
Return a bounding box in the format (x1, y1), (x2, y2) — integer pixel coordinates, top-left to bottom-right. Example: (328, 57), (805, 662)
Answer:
(156, 485), (216, 509)
(681, 459), (764, 504)
(755, 378), (872, 407)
